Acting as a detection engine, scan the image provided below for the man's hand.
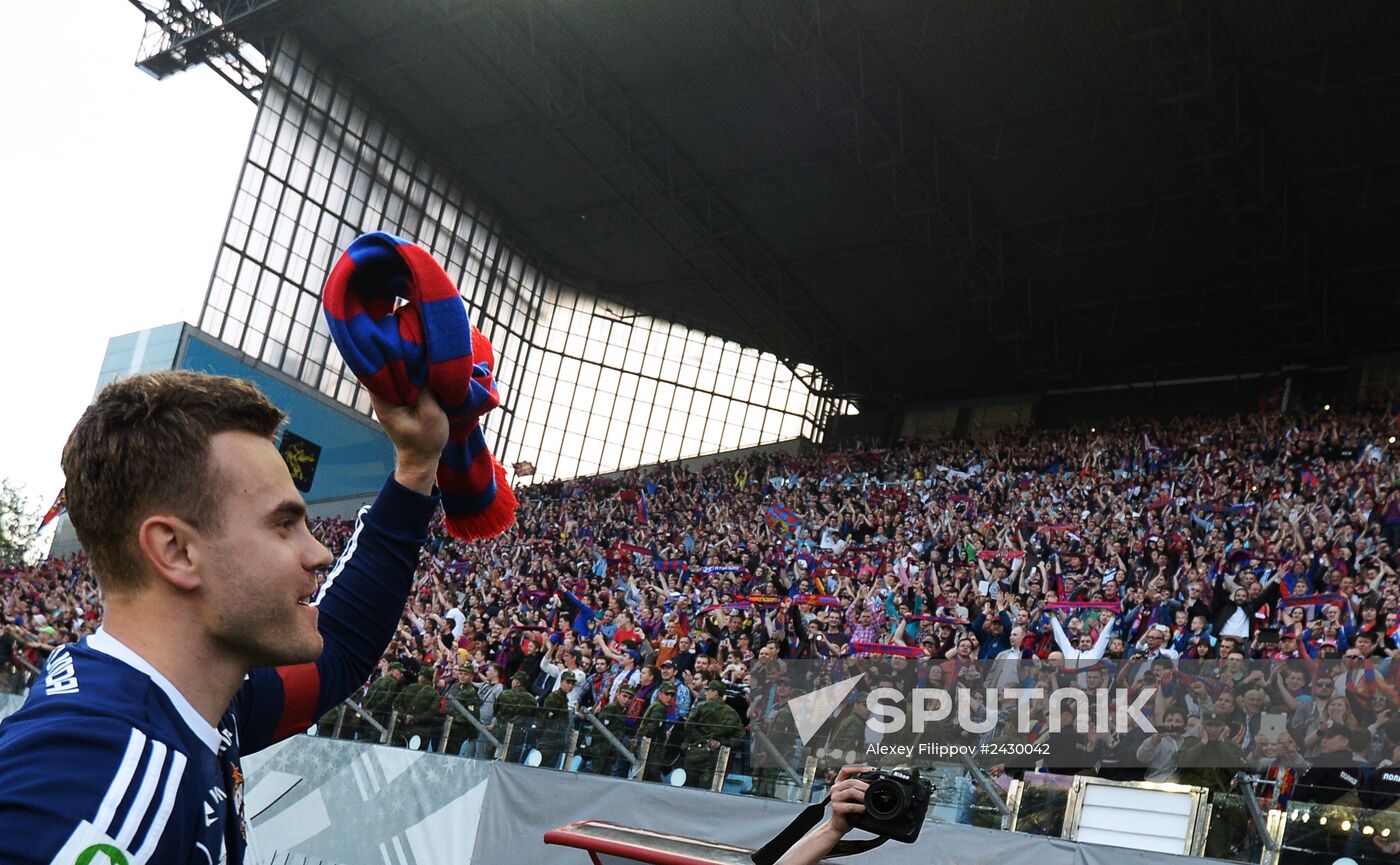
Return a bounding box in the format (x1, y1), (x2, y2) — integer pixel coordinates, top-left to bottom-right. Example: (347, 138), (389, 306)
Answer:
(773, 765), (870, 865)
(826, 765), (871, 835)
(371, 389), (449, 495)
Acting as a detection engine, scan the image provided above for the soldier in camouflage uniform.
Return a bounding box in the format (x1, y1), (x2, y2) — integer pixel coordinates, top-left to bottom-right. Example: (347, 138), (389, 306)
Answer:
(316, 681), (368, 739)
(538, 671), (579, 769)
(637, 682), (685, 781)
(753, 679), (799, 798)
(683, 679), (746, 789)
(441, 664), (484, 756)
(825, 698), (872, 771)
(361, 663), (406, 740)
(588, 685), (633, 777)
(493, 669), (540, 761)
(394, 668), (441, 750)
(1176, 710), (1250, 859)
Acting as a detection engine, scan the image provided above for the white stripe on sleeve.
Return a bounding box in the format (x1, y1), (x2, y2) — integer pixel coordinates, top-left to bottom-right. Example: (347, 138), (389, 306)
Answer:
(312, 504), (370, 606)
(114, 740), (168, 848)
(93, 728), (148, 835)
(132, 749), (188, 865)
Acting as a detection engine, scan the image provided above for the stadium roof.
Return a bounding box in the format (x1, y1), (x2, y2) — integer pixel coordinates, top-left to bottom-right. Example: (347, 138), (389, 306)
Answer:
(159, 0), (1400, 407)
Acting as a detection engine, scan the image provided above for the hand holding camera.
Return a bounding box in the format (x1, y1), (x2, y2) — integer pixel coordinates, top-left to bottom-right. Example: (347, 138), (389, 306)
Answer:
(828, 765), (872, 836)
(849, 768), (933, 843)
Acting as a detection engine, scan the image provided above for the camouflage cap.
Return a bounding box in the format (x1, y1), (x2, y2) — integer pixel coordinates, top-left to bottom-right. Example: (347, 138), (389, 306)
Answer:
(659, 682), (678, 694)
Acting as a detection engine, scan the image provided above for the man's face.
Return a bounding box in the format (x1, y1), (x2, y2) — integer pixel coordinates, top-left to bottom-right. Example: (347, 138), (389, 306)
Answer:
(197, 431), (332, 667)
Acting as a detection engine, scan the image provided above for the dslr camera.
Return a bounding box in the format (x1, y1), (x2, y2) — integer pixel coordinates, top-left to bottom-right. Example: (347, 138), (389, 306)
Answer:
(852, 768), (933, 843)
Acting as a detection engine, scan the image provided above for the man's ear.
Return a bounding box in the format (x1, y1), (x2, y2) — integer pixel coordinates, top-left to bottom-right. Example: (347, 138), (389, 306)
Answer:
(137, 514), (206, 592)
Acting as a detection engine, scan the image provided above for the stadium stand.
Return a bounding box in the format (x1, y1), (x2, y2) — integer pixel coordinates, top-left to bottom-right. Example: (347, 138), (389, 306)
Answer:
(5, 405), (1394, 733)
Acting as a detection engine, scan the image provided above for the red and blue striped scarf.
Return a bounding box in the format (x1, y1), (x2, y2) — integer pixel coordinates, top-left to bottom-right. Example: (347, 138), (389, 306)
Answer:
(321, 231), (517, 540)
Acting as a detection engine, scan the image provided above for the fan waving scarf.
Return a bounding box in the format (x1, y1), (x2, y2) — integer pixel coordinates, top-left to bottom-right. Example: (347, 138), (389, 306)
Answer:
(322, 231), (517, 540)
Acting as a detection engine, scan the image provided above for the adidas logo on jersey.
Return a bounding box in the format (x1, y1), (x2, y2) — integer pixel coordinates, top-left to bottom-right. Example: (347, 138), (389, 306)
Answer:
(44, 647), (80, 695)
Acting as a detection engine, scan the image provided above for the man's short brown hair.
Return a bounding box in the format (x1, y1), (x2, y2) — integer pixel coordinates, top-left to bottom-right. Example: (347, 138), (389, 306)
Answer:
(61, 371), (285, 594)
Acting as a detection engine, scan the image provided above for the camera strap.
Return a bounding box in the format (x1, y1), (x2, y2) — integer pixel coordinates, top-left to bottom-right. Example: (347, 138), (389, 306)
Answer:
(750, 795), (889, 865)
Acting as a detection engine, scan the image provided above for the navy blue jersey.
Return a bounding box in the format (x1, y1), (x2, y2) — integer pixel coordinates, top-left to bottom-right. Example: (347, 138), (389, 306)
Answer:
(0, 476), (436, 865)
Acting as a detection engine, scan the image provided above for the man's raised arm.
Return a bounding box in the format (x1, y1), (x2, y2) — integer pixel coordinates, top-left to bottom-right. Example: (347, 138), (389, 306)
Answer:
(234, 391), (449, 751)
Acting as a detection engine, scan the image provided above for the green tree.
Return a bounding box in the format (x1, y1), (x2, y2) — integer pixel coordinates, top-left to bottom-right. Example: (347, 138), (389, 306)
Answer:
(0, 480), (38, 567)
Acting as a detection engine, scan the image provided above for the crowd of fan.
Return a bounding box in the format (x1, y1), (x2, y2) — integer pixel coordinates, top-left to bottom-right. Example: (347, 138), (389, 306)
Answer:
(5, 407), (1400, 821)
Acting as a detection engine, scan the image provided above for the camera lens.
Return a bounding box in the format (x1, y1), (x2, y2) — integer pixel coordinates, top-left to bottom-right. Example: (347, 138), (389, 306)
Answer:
(865, 778), (908, 821)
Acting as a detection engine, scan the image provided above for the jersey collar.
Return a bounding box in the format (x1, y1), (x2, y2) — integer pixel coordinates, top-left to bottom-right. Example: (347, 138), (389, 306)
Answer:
(86, 628), (222, 753)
